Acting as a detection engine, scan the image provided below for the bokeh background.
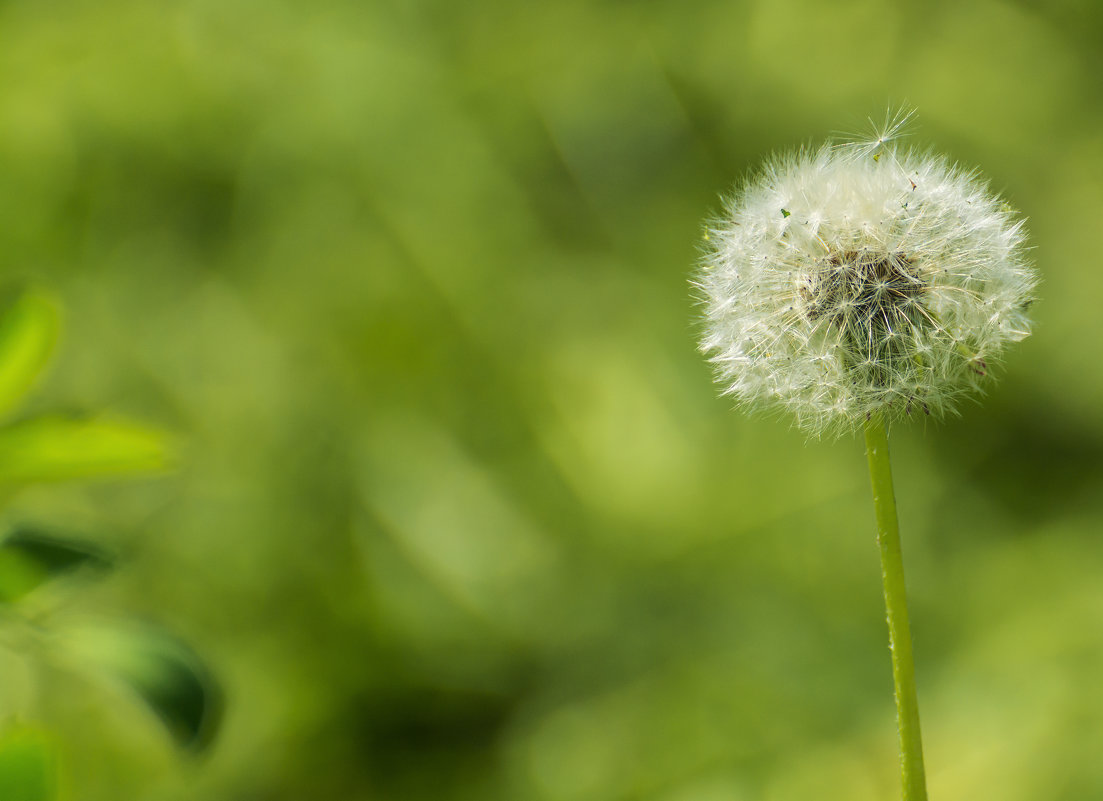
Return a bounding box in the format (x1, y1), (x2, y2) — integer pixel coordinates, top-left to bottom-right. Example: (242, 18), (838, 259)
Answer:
(1, 0), (1102, 798)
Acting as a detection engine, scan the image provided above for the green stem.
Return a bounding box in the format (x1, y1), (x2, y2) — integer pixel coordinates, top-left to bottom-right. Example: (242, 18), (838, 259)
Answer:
(864, 414), (928, 801)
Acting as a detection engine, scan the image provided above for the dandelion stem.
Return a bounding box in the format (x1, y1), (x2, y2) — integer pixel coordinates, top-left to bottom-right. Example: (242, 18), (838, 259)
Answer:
(864, 414), (928, 801)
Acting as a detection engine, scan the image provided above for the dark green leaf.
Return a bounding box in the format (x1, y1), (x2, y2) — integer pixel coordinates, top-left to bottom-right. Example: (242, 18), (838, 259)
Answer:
(62, 623), (222, 752)
(0, 528), (111, 602)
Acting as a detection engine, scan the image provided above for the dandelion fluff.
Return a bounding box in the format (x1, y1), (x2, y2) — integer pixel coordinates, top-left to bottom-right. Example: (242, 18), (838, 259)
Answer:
(696, 120), (1036, 437)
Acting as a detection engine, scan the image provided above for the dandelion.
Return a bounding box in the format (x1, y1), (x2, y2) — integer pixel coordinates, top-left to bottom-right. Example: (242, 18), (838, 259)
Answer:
(697, 115), (1036, 438)
(695, 113), (1037, 801)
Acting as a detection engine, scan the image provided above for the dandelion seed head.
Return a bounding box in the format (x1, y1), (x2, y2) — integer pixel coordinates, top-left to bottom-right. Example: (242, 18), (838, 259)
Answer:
(696, 116), (1037, 438)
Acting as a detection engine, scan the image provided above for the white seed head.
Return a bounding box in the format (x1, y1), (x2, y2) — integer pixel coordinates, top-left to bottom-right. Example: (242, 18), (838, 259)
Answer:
(696, 118), (1037, 438)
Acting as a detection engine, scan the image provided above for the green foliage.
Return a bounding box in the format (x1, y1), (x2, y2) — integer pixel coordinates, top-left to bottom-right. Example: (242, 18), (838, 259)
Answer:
(0, 416), (172, 484)
(58, 623), (221, 753)
(0, 291), (59, 421)
(0, 287), (218, 784)
(0, 528), (109, 603)
(0, 728), (56, 801)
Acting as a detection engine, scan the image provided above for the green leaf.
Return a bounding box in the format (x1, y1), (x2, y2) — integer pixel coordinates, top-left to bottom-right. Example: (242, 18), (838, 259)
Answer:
(0, 728), (57, 801)
(0, 415), (174, 484)
(62, 623), (221, 752)
(0, 290), (61, 422)
(0, 528), (111, 602)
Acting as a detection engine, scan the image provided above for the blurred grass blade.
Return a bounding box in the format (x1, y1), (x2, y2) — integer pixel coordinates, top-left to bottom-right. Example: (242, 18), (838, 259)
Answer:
(0, 528), (111, 602)
(62, 623), (222, 752)
(0, 415), (174, 484)
(0, 727), (58, 801)
(0, 290), (61, 421)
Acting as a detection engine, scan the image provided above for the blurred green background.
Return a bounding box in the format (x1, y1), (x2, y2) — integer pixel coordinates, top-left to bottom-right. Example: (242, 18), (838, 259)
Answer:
(1, 0), (1102, 798)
